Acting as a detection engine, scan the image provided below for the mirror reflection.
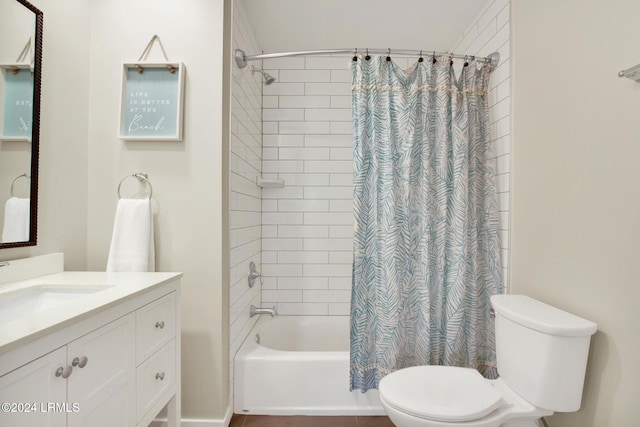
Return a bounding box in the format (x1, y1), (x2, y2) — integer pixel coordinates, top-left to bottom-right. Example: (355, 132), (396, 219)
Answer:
(0, 0), (40, 247)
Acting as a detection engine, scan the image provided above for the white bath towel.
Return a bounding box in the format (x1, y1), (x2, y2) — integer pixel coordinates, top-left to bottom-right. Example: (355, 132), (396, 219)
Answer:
(106, 198), (155, 272)
(2, 197), (30, 243)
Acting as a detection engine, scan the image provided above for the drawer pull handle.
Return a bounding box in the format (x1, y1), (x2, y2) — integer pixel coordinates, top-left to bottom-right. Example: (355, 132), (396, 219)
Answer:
(55, 366), (73, 379)
(155, 321), (165, 329)
(72, 356), (88, 368)
(155, 372), (165, 380)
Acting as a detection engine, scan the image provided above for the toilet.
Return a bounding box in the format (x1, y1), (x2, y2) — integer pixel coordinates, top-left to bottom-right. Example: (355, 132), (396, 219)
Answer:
(379, 295), (597, 427)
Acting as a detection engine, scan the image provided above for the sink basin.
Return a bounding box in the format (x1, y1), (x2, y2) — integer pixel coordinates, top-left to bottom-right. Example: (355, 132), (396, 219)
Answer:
(0, 285), (112, 324)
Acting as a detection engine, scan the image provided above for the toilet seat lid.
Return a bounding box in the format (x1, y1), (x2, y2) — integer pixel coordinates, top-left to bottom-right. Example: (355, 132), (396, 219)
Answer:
(379, 366), (504, 422)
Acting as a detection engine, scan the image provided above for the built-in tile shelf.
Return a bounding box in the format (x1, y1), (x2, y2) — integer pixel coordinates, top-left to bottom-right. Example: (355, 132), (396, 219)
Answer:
(257, 177), (285, 188)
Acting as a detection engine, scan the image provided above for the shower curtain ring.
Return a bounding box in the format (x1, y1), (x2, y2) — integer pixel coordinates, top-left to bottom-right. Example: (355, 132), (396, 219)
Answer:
(432, 51), (437, 64)
(365, 48), (370, 61)
(353, 48), (358, 62)
(386, 48), (391, 62)
(418, 50), (424, 63)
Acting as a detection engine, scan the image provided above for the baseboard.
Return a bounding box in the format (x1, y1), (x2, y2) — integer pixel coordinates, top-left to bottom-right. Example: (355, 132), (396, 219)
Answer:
(149, 406), (233, 427)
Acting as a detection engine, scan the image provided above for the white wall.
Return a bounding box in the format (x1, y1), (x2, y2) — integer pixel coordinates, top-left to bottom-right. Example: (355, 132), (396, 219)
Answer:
(229, 0), (262, 407)
(0, 0), (90, 269)
(0, 0), (233, 422)
(85, 0), (230, 421)
(511, 0), (640, 425)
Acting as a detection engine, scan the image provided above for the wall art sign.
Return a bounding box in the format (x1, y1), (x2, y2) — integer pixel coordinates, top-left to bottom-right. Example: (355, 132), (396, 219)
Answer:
(119, 62), (185, 141)
(1, 66), (33, 141)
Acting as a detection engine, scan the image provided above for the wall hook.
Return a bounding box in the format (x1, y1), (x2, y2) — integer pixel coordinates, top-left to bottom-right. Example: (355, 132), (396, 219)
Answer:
(135, 35), (176, 74)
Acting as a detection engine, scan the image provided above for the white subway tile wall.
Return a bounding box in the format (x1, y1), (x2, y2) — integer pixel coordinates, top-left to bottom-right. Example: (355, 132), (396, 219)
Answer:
(230, 0), (262, 389)
(261, 54), (353, 316)
(260, 0), (511, 314)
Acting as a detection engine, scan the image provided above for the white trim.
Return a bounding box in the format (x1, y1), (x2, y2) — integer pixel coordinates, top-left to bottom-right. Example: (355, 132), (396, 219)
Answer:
(149, 406), (233, 427)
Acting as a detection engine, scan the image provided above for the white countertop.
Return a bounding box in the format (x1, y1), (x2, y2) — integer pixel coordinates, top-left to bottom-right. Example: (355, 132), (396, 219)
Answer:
(0, 269), (181, 353)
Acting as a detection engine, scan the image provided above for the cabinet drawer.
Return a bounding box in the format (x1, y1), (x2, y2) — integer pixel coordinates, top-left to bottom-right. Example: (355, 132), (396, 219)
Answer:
(136, 292), (176, 364)
(136, 339), (175, 422)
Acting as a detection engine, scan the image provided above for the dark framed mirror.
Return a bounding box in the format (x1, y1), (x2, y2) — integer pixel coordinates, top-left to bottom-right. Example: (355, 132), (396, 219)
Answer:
(0, 0), (42, 248)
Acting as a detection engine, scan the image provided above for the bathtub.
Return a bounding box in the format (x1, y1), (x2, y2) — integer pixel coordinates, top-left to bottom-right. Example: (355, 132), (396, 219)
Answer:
(234, 315), (384, 415)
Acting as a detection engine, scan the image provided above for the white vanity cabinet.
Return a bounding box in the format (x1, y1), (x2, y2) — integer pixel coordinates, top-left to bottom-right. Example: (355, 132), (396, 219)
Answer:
(0, 258), (181, 427)
(1, 313), (137, 427)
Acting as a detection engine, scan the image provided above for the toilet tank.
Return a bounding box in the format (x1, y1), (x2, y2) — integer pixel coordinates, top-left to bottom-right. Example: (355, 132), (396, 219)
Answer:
(490, 295), (597, 412)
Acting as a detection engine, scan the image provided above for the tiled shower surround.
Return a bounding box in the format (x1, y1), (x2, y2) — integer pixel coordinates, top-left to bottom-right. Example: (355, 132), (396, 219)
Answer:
(260, 55), (355, 316)
(259, 0), (511, 315)
(230, 0), (263, 392)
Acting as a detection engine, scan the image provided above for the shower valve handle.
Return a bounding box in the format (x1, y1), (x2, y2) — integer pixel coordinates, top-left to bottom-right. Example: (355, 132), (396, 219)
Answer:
(248, 261), (262, 288)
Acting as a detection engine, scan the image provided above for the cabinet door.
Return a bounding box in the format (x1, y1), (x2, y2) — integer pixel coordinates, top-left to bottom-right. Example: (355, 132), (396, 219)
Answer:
(0, 347), (67, 427)
(67, 313), (135, 427)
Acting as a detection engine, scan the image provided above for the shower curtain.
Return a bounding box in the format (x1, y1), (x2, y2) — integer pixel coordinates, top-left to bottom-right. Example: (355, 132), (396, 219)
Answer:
(349, 55), (503, 392)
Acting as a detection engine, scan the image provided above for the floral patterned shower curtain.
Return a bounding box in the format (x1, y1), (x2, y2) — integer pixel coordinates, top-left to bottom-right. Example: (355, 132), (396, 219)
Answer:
(349, 55), (503, 392)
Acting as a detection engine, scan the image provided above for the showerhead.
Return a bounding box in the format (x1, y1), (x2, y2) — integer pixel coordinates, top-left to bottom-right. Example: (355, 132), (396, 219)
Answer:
(251, 66), (276, 85)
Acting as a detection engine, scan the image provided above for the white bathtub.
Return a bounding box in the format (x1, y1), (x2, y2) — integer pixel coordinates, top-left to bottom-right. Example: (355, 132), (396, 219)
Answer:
(233, 315), (384, 415)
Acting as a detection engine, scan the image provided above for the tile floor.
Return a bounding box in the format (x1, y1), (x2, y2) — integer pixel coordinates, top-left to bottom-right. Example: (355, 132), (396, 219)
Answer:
(230, 414), (395, 427)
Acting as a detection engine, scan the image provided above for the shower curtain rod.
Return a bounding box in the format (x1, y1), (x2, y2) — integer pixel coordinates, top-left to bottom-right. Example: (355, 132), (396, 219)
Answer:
(234, 48), (500, 71)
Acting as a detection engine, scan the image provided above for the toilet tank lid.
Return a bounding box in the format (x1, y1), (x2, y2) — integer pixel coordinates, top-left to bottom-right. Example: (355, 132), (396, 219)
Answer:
(491, 295), (597, 337)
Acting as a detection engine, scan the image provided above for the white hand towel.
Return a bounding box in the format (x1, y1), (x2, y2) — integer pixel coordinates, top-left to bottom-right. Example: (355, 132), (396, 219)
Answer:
(2, 197), (30, 243)
(106, 198), (155, 272)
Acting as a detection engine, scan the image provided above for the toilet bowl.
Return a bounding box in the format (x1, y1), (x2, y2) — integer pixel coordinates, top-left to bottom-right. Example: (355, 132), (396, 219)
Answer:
(378, 295), (597, 427)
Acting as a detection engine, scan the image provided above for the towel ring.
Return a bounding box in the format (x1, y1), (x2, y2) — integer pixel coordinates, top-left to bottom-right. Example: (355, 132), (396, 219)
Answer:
(10, 173), (29, 198)
(117, 172), (153, 200)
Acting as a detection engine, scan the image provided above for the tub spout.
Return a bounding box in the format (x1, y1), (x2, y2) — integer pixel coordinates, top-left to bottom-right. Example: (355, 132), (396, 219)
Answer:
(250, 305), (277, 318)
